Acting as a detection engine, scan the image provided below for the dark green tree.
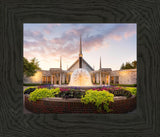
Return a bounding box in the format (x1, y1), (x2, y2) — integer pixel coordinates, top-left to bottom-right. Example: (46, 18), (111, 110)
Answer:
(125, 62), (134, 69)
(120, 63), (125, 70)
(132, 60), (137, 68)
(120, 60), (137, 70)
(24, 57), (41, 77)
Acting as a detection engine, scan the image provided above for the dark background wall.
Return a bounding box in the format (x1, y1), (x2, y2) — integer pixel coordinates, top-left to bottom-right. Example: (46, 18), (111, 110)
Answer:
(0, 0), (160, 137)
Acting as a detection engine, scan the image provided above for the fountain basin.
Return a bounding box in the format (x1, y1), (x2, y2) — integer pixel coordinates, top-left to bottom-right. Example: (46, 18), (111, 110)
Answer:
(25, 94), (136, 113)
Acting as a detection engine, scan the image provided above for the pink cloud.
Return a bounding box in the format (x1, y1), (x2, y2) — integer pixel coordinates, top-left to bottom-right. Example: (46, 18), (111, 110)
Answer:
(50, 38), (66, 45)
(43, 29), (51, 34)
(56, 24), (61, 26)
(124, 30), (136, 39)
(109, 35), (123, 41)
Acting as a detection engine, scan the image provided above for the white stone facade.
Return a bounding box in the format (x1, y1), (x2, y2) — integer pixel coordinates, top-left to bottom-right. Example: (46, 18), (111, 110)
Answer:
(24, 70), (43, 84)
(119, 69), (137, 84)
(24, 68), (137, 85)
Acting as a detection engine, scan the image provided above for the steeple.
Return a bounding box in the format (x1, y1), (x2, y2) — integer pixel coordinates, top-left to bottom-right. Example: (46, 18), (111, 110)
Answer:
(79, 35), (83, 57)
(79, 35), (83, 68)
(60, 56), (62, 85)
(100, 56), (102, 70)
(99, 56), (102, 85)
(60, 56), (62, 69)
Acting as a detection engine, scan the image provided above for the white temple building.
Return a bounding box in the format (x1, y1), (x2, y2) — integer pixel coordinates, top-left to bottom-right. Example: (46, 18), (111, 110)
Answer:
(24, 37), (137, 85)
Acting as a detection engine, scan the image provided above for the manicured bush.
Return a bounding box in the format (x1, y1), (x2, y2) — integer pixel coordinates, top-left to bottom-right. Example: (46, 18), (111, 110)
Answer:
(24, 87), (36, 94)
(123, 87), (137, 96)
(81, 89), (114, 112)
(111, 84), (137, 87)
(23, 83), (50, 86)
(109, 89), (132, 98)
(28, 88), (60, 101)
(92, 86), (132, 98)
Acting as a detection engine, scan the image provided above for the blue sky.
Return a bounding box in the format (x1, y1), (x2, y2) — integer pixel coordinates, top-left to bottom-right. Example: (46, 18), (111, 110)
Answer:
(23, 23), (137, 70)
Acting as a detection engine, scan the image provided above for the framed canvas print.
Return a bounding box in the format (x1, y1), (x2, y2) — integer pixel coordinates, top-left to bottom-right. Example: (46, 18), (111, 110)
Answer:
(23, 23), (137, 114)
(1, 0), (160, 137)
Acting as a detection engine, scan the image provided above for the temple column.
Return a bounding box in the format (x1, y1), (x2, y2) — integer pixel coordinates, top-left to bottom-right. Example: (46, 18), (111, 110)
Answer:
(93, 74), (95, 84)
(59, 72), (61, 85)
(100, 71), (102, 85)
(40, 75), (42, 84)
(66, 74), (69, 83)
(55, 74), (57, 84)
(51, 75), (53, 84)
(96, 74), (98, 84)
(102, 73), (104, 85)
(113, 76), (116, 84)
(53, 75), (55, 84)
(61, 74), (63, 84)
(108, 75), (110, 86)
(69, 74), (71, 82)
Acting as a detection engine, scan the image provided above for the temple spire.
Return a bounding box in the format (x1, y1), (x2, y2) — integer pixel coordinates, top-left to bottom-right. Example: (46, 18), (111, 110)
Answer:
(60, 56), (62, 85)
(79, 35), (83, 57)
(100, 56), (102, 70)
(79, 35), (83, 68)
(99, 56), (102, 85)
(60, 56), (62, 69)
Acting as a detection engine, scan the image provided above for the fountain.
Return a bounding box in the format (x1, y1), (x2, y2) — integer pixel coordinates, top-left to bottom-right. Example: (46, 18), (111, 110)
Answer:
(69, 68), (93, 86)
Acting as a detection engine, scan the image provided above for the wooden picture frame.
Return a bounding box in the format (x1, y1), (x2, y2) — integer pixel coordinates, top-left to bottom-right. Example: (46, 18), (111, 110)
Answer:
(0, 0), (160, 136)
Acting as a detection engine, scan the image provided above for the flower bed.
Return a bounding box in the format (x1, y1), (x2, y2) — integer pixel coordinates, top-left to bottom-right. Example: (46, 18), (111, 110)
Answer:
(25, 94), (136, 113)
(24, 86), (137, 113)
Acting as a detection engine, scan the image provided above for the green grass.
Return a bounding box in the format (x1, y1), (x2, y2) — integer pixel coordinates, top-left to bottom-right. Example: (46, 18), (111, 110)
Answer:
(23, 83), (50, 86)
(111, 84), (137, 87)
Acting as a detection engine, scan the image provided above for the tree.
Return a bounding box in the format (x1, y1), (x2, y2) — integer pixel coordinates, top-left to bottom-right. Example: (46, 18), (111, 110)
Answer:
(132, 60), (137, 68)
(120, 63), (125, 70)
(24, 57), (41, 77)
(120, 60), (137, 70)
(125, 62), (134, 69)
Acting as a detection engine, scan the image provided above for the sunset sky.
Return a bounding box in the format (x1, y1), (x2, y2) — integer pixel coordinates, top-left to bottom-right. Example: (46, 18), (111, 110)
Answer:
(23, 23), (137, 70)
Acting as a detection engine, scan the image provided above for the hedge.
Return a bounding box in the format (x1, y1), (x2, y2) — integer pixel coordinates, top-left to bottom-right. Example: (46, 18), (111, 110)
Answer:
(110, 84), (137, 87)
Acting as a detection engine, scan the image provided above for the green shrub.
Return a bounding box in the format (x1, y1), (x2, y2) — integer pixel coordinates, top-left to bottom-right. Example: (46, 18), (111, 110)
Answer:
(28, 88), (60, 101)
(23, 83), (49, 86)
(123, 87), (137, 96)
(24, 83), (41, 86)
(23, 86), (36, 94)
(109, 89), (132, 98)
(111, 84), (137, 87)
(81, 89), (114, 112)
